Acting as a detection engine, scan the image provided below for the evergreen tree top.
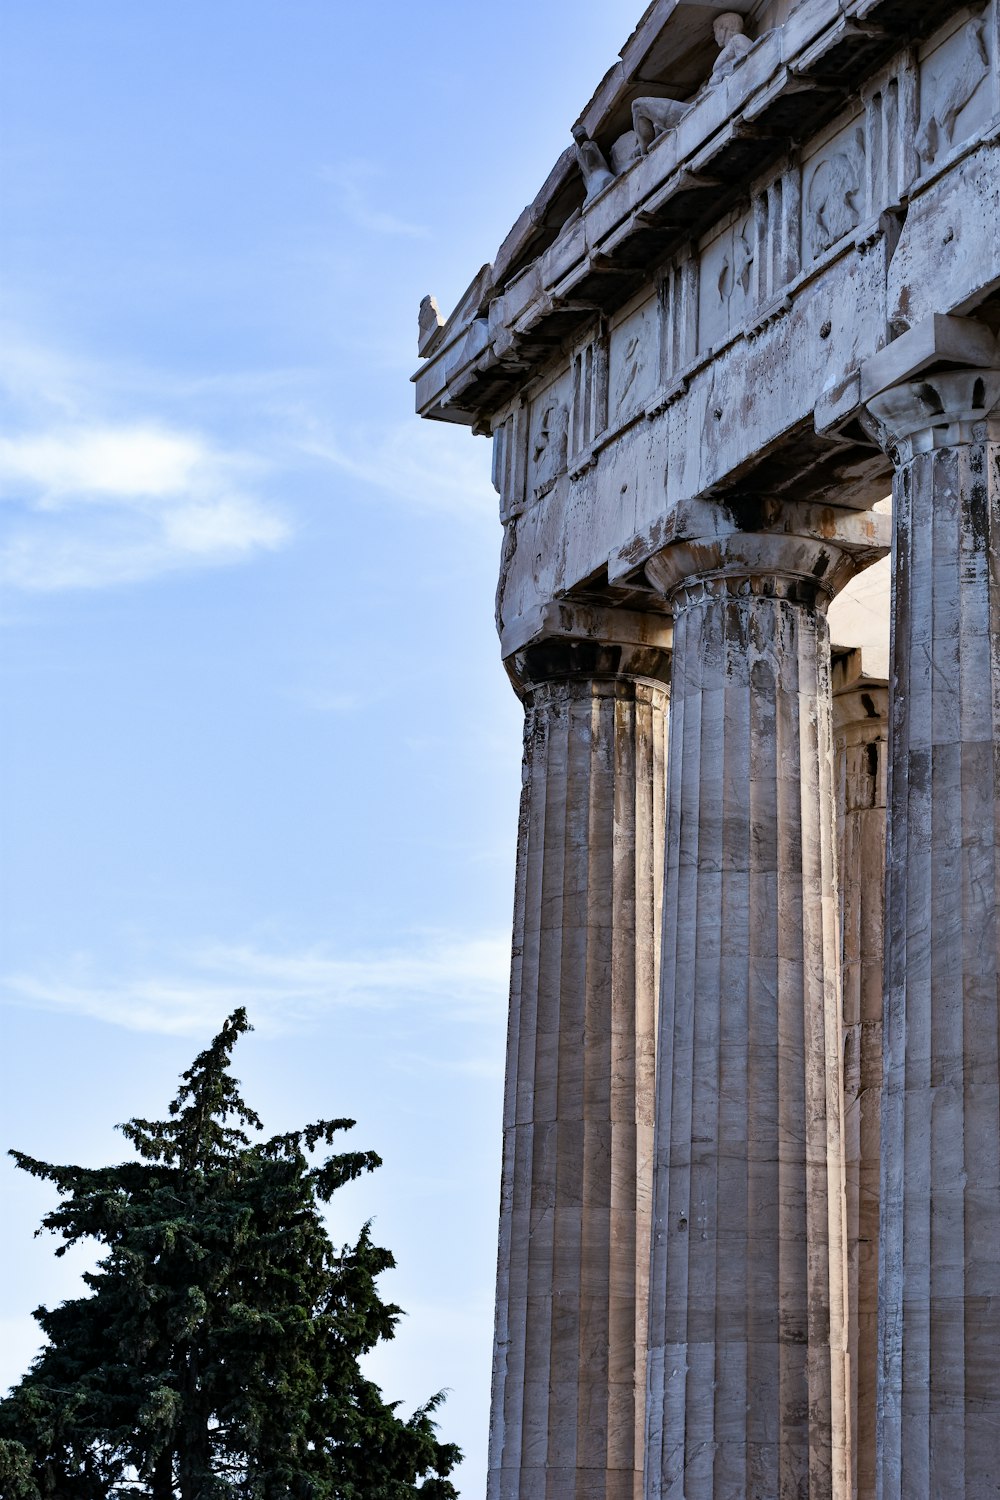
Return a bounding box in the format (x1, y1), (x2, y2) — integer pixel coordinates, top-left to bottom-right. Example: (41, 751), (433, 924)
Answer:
(0, 1010), (461, 1500)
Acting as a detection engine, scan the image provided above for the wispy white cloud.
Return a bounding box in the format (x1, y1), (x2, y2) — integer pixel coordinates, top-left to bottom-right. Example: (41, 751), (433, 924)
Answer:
(0, 327), (319, 416)
(0, 312), (497, 592)
(321, 161), (429, 239)
(302, 418), (495, 519)
(286, 685), (367, 715)
(1, 933), (510, 1038)
(0, 422), (288, 590)
(0, 424), (206, 502)
(0, 334), (292, 591)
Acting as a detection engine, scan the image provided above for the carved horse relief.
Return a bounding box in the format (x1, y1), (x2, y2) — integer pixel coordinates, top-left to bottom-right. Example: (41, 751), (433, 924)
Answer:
(916, 19), (990, 165)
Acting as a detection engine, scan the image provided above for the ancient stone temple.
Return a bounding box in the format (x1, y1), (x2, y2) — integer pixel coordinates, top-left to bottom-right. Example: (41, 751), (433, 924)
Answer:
(414, 2), (1000, 1495)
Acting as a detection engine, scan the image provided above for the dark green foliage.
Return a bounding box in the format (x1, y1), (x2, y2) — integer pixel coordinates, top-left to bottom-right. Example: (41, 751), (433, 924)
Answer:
(0, 1011), (460, 1499)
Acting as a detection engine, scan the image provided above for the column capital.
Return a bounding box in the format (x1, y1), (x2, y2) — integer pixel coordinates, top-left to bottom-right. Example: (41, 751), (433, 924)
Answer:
(503, 601), (672, 699)
(832, 649), (889, 734)
(860, 314), (1000, 463)
(643, 498), (890, 608)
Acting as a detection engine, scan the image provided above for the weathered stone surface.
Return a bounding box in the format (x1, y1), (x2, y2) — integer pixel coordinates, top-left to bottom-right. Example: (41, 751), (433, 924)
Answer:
(415, 0), (1000, 1492)
(862, 330), (1000, 1500)
(489, 614), (670, 1500)
(833, 650), (888, 1500)
(642, 516), (885, 1500)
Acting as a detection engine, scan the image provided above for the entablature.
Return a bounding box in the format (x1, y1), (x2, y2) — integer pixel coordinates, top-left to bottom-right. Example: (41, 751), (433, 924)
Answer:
(414, 0), (993, 429)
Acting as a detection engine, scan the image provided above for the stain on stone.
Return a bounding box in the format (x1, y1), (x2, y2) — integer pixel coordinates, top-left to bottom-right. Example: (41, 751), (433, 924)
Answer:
(913, 381), (945, 417)
(866, 742), (879, 782)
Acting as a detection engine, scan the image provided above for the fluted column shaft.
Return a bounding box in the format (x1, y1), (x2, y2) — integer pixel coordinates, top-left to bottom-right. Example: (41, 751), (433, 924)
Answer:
(864, 356), (1000, 1499)
(489, 625), (671, 1500)
(832, 656), (888, 1500)
(643, 512), (887, 1500)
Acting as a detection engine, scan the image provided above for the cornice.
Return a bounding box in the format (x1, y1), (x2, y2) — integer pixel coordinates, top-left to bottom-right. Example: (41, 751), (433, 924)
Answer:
(413, 0), (978, 428)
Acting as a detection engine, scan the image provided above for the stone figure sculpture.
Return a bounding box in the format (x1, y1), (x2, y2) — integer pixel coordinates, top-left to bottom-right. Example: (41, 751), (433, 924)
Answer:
(572, 124), (615, 201)
(710, 11), (754, 81)
(916, 18), (989, 164)
(632, 12), (753, 157)
(417, 295), (445, 358)
(610, 129), (642, 174)
(631, 96), (689, 155)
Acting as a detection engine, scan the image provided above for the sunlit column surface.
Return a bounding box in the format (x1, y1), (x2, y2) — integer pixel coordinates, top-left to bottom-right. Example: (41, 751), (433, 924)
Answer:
(863, 328), (1000, 1500)
(489, 616), (671, 1500)
(832, 651), (888, 1500)
(643, 507), (887, 1500)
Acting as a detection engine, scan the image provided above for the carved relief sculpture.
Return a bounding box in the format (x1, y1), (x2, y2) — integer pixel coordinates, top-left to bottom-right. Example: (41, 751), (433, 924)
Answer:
(531, 400), (568, 495)
(615, 333), (642, 416)
(713, 220), (755, 333)
(916, 18), (990, 164)
(808, 129), (866, 257)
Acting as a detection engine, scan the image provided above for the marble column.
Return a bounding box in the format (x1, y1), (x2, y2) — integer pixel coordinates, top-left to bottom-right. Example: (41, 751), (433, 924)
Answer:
(832, 650), (888, 1500)
(642, 504), (888, 1500)
(861, 321), (1000, 1499)
(489, 610), (671, 1500)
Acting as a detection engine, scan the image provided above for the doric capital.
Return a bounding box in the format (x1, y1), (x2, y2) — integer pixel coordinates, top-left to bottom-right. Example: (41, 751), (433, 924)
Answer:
(860, 314), (1000, 464)
(865, 369), (1000, 463)
(504, 602), (672, 699)
(643, 498), (890, 611)
(832, 649), (889, 735)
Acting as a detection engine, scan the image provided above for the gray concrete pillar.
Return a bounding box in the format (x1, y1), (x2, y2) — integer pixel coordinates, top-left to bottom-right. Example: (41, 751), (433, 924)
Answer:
(832, 651), (888, 1500)
(642, 506), (888, 1500)
(489, 610), (671, 1500)
(862, 323), (1000, 1499)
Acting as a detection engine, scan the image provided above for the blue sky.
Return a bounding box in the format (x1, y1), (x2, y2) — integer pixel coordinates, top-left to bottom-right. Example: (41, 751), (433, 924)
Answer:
(0, 0), (639, 1488)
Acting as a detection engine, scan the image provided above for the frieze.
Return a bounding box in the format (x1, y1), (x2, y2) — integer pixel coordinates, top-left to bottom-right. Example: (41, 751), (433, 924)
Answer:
(609, 300), (658, 424)
(414, 0), (995, 433)
(569, 326), (609, 461)
(861, 51), (919, 212)
(698, 212), (756, 353)
(916, 12), (992, 168)
(655, 254), (699, 400)
(804, 125), (867, 261)
(485, 22), (998, 528)
(753, 162), (802, 307)
(491, 406), (529, 522)
(530, 393), (570, 500)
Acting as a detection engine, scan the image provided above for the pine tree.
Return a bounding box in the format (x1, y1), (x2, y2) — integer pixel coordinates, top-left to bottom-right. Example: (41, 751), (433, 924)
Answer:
(0, 1011), (461, 1499)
